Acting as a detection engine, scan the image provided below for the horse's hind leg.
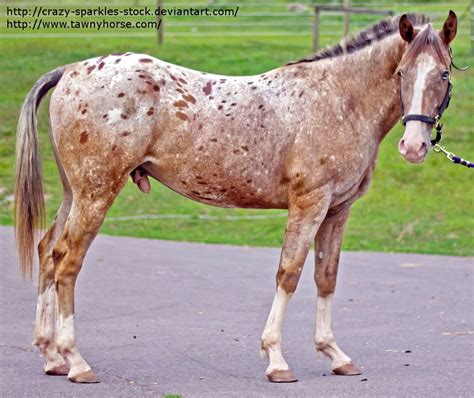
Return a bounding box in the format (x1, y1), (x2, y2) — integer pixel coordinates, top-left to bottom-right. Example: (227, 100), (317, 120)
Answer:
(34, 195), (72, 375)
(52, 176), (127, 383)
(33, 139), (73, 375)
(313, 208), (361, 375)
(260, 187), (331, 382)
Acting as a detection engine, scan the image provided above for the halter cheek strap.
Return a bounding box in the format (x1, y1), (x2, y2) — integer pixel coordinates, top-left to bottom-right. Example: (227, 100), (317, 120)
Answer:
(399, 77), (452, 146)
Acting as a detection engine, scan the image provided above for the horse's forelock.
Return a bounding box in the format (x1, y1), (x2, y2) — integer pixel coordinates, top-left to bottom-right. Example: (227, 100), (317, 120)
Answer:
(396, 24), (448, 73)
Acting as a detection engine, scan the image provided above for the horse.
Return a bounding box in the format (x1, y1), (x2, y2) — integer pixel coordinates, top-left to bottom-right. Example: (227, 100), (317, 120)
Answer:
(14, 11), (458, 383)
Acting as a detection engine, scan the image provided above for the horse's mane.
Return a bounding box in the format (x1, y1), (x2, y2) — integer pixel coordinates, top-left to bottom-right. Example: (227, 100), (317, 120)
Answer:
(286, 13), (431, 66)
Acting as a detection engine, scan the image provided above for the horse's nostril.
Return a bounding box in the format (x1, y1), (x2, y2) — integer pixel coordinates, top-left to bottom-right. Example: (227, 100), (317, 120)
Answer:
(398, 139), (407, 154)
(420, 142), (428, 152)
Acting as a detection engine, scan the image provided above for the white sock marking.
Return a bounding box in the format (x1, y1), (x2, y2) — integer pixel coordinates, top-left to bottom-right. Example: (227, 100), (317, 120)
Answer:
(315, 294), (352, 370)
(35, 284), (55, 344)
(261, 287), (291, 373)
(56, 313), (91, 378)
(34, 284), (67, 369)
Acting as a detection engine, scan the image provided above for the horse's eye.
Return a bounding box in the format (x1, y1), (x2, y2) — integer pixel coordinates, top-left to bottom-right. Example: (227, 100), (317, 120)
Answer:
(398, 70), (404, 77)
(442, 71), (449, 80)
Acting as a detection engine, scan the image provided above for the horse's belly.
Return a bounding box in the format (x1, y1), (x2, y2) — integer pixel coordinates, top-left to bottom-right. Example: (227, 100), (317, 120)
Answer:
(143, 153), (288, 209)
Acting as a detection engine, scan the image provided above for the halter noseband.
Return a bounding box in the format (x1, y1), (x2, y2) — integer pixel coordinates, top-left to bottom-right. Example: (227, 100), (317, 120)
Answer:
(399, 69), (452, 146)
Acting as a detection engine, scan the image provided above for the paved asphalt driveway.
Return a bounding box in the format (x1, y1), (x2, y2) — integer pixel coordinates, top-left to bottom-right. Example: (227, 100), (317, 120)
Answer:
(0, 226), (472, 397)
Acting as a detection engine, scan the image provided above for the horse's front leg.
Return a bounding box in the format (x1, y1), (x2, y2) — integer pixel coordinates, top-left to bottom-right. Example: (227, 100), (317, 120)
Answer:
(313, 208), (362, 375)
(261, 186), (331, 382)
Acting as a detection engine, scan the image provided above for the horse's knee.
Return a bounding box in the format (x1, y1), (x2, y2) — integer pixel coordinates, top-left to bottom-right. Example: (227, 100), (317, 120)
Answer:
(276, 268), (301, 294)
(315, 267), (338, 297)
(316, 280), (336, 297)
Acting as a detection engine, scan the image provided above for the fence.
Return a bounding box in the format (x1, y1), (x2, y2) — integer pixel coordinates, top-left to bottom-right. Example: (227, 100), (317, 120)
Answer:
(312, 1), (394, 50)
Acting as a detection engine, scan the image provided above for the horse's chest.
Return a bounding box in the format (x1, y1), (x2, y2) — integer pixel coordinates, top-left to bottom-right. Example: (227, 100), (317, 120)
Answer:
(329, 153), (376, 210)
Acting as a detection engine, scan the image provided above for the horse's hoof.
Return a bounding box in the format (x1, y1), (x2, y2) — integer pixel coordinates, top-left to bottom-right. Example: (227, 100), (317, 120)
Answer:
(332, 362), (362, 376)
(69, 370), (100, 383)
(45, 363), (69, 376)
(266, 369), (298, 383)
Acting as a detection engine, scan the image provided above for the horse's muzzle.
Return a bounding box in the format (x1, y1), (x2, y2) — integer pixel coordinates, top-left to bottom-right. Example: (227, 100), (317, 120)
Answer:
(398, 138), (428, 163)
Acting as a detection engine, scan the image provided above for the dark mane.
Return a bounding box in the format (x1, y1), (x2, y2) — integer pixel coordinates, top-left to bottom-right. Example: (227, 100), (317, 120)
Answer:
(286, 13), (430, 66)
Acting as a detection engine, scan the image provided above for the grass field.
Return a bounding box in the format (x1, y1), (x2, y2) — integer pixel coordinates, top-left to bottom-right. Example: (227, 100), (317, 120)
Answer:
(0, 1), (472, 255)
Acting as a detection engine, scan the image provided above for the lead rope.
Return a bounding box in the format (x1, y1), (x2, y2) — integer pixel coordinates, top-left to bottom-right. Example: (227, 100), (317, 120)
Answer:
(433, 144), (474, 168)
(431, 49), (472, 168)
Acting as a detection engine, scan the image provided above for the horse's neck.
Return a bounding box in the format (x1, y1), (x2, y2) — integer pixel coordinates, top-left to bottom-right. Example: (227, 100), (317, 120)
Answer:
(325, 35), (406, 141)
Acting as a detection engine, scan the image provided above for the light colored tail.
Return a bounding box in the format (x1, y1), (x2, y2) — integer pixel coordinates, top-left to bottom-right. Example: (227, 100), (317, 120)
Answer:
(14, 67), (65, 280)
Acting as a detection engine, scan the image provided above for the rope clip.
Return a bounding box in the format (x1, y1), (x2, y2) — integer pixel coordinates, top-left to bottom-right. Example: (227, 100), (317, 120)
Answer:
(433, 144), (454, 160)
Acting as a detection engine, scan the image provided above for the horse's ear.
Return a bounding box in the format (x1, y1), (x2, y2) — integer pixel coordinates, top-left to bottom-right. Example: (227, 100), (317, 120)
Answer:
(399, 14), (417, 43)
(440, 10), (457, 44)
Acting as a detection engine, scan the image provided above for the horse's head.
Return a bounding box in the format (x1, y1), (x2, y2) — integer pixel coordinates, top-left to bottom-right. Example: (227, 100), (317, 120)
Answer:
(397, 11), (457, 163)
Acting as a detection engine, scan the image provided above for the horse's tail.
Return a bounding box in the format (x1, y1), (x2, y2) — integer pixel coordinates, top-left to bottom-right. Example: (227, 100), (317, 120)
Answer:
(14, 66), (65, 280)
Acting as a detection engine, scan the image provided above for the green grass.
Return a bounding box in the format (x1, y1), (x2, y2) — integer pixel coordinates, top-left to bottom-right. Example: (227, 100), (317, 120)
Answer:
(0, 1), (472, 255)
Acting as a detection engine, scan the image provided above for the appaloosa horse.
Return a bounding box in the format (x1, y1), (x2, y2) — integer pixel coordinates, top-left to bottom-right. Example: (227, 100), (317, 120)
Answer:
(15, 12), (458, 383)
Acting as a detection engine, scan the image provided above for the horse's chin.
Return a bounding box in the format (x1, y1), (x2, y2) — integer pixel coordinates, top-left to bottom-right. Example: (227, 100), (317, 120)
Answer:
(403, 152), (427, 164)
